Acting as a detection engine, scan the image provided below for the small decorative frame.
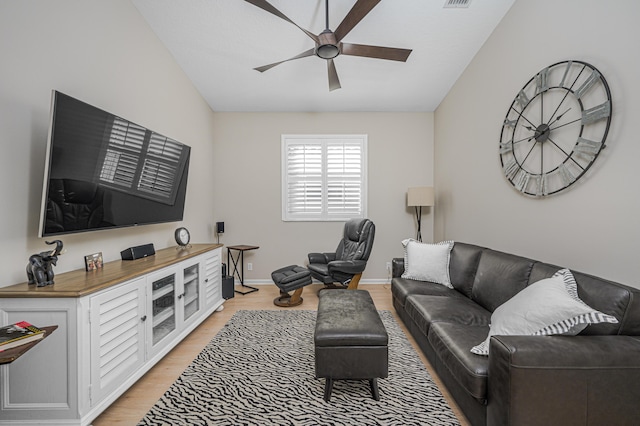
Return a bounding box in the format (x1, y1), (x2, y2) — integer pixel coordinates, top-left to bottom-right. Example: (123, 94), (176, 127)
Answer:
(84, 252), (104, 272)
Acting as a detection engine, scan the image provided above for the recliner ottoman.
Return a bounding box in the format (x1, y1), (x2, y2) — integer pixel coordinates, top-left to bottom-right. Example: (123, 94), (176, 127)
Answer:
(271, 265), (313, 307)
(314, 289), (388, 401)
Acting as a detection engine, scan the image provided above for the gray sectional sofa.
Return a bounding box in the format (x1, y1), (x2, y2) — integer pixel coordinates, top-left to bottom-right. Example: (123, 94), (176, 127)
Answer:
(392, 242), (640, 426)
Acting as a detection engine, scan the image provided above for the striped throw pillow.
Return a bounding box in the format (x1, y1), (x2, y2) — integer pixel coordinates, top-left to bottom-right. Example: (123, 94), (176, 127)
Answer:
(470, 268), (618, 356)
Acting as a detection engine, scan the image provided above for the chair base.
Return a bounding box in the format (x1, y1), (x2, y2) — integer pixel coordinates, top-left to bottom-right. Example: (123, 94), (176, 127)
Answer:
(273, 287), (304, 307)
(347, 273), (362, 290)
(319, 273), (363, 291)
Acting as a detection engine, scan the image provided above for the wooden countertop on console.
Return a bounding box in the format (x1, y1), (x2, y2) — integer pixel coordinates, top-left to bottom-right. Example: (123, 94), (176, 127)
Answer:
(0, 244), (223, 298)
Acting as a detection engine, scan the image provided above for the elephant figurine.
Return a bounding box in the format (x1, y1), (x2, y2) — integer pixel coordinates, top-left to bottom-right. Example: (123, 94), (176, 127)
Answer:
(26, 240), (64, 287)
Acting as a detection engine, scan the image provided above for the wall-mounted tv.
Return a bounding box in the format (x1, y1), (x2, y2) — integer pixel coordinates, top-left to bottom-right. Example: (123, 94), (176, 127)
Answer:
(38, 91), (191, 237)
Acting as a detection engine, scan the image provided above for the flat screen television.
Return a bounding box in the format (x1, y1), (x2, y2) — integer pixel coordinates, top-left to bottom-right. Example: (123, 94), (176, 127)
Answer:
(38, 91), (191, 237)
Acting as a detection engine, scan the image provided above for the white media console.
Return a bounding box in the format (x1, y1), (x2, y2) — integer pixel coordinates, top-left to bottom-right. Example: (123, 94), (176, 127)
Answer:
(0, 244), (223, 425)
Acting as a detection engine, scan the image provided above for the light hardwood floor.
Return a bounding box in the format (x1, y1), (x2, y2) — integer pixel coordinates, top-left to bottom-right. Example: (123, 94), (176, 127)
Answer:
(92, 283), (470, 425)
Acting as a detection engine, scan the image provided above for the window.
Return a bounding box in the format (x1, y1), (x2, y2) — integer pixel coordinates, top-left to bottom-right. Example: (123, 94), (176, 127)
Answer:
(99, 117), (189, 205)
(282, 134), (367, 221)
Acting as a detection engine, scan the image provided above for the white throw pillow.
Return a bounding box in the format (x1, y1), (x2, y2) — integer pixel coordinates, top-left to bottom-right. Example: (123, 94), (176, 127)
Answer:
(470, 268), (618, 356)
(401, 239), (454, 288)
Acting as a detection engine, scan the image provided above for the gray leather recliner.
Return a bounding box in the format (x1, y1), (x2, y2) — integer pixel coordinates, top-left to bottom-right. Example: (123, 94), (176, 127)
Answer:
(307, 218), (375, 289)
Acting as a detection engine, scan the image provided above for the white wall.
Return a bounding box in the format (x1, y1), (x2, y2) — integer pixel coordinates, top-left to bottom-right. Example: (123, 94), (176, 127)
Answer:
(211, 112), (434, 282)
(435, 0), (640, 287)
(0, 1), (217, 287)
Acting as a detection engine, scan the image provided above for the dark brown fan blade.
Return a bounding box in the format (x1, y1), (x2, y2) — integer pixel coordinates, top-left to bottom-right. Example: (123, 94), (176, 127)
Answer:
(254, 48), (315, 73)
(333, 0), (381, 42)
(244, 0), (318, 43)
(327, 58), (341, 91)
(340, 43), (412, 62)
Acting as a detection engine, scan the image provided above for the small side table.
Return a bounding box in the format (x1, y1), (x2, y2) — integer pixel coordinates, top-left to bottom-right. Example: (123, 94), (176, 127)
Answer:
(227, 245), (259, 295)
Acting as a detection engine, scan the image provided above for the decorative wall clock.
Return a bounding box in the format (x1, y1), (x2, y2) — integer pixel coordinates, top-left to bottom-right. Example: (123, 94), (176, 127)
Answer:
(499, 60), (612, 197)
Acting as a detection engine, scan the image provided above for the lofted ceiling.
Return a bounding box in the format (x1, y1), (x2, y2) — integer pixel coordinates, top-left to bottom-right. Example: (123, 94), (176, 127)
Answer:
(132, 0), (515, 112)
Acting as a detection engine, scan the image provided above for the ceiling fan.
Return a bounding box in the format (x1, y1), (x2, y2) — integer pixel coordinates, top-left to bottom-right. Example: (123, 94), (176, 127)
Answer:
(245, 0), (412, 91)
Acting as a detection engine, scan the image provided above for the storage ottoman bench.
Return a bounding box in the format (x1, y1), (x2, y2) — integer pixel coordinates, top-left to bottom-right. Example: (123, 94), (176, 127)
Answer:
(271, 265), (313, 307)
(314, 289), (388, 401)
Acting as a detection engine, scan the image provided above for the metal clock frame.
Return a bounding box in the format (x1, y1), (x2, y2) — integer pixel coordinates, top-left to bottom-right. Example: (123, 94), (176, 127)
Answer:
(499, 60), (612, 197)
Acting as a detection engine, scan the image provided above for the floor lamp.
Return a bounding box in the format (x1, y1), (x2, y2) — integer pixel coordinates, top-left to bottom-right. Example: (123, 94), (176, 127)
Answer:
(407, 187), (434, 242)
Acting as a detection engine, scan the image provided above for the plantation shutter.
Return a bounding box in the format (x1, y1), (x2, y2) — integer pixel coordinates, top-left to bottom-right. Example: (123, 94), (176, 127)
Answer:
(282, 135), (367, 221)
(326, 140), (363, 217)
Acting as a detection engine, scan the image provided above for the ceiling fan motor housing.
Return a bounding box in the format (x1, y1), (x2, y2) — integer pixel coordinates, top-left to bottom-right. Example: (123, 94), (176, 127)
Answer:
(316, 29), (339, 59)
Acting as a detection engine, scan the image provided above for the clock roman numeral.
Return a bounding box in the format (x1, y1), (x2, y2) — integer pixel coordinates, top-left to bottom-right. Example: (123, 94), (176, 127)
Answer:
(503, 158), (520, 180)
(535, 68), (549, 94)
(574, 137), (602, 161)
(558, 61), (573, 88)
(514, 169), (530, 192)
(503, 118), (517, 127)
(582, 101), (611, 124)
(558, 164), (576, 187)
(574, 70), (601, 99)
(499, 142), (513, 154)
(535, 175), (546, 197)
(516, 90), (530, 110)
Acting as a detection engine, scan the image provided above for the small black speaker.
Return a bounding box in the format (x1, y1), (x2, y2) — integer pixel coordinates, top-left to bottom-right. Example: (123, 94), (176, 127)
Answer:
(216, 221), (225, 234)
(222, 275), (234, 299)
(120, 243), (156, 261)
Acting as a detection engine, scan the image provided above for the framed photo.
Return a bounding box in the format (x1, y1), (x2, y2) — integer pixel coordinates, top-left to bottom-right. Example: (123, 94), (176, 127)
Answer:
(84, 252), (103, 272)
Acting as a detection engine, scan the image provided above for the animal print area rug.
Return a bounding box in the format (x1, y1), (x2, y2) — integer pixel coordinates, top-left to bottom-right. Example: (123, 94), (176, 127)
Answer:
(138, 310), (460, 426)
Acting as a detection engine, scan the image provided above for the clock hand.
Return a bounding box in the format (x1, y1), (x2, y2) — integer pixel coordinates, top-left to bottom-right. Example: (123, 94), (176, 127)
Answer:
(547, 64), (588, 124)
(554, 108), (571, 123)
(509, 106), (537, 129)
(540, 91), (544, 126)
(513, 134), (535, 144)
(549, 117), (581, 132)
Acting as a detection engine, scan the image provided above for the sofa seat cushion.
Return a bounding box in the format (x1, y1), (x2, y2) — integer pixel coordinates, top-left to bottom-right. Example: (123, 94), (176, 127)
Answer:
(406, 294), (491, 337)
(428, 322), (490, 402)
(391, 277), (464, 308)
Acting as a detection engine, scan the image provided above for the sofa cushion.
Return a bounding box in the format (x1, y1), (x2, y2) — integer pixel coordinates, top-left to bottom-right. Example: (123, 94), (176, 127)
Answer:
(472, 250), (534, 312)
(449, 243), (484, 298)
(391, 277), (462, 308)
(471, 270), (619, 355)
(406, 294), (491, 337)
(401, 239), (454, 288)
(428, 322), (490, 402)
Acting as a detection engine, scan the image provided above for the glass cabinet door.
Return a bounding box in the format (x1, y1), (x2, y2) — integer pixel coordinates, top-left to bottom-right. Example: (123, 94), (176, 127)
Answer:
(150, 273), (176, 345)
(182, 263), (200, 321)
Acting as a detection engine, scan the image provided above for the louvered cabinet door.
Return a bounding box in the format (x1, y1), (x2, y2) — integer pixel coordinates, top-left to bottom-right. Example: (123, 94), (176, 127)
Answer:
(89, 277), (146, 406)
(202, 249), (222, 309)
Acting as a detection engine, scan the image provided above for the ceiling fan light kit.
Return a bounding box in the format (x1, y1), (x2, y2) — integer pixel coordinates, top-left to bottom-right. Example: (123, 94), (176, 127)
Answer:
(245, 0), (412, 91)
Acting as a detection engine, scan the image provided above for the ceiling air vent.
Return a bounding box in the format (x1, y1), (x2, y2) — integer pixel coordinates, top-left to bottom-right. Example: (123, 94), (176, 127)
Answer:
(444, 0), (471, 8)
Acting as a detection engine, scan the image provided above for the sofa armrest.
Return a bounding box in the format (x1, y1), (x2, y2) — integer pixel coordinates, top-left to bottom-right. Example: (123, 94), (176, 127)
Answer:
(488, 335), (640, 426)
(392, 257), (404, 278)
(308, 252), (336, 265)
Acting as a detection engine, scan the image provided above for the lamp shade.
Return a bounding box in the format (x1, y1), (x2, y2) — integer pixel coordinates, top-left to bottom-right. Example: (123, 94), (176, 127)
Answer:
(407, 187), (434, 207)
